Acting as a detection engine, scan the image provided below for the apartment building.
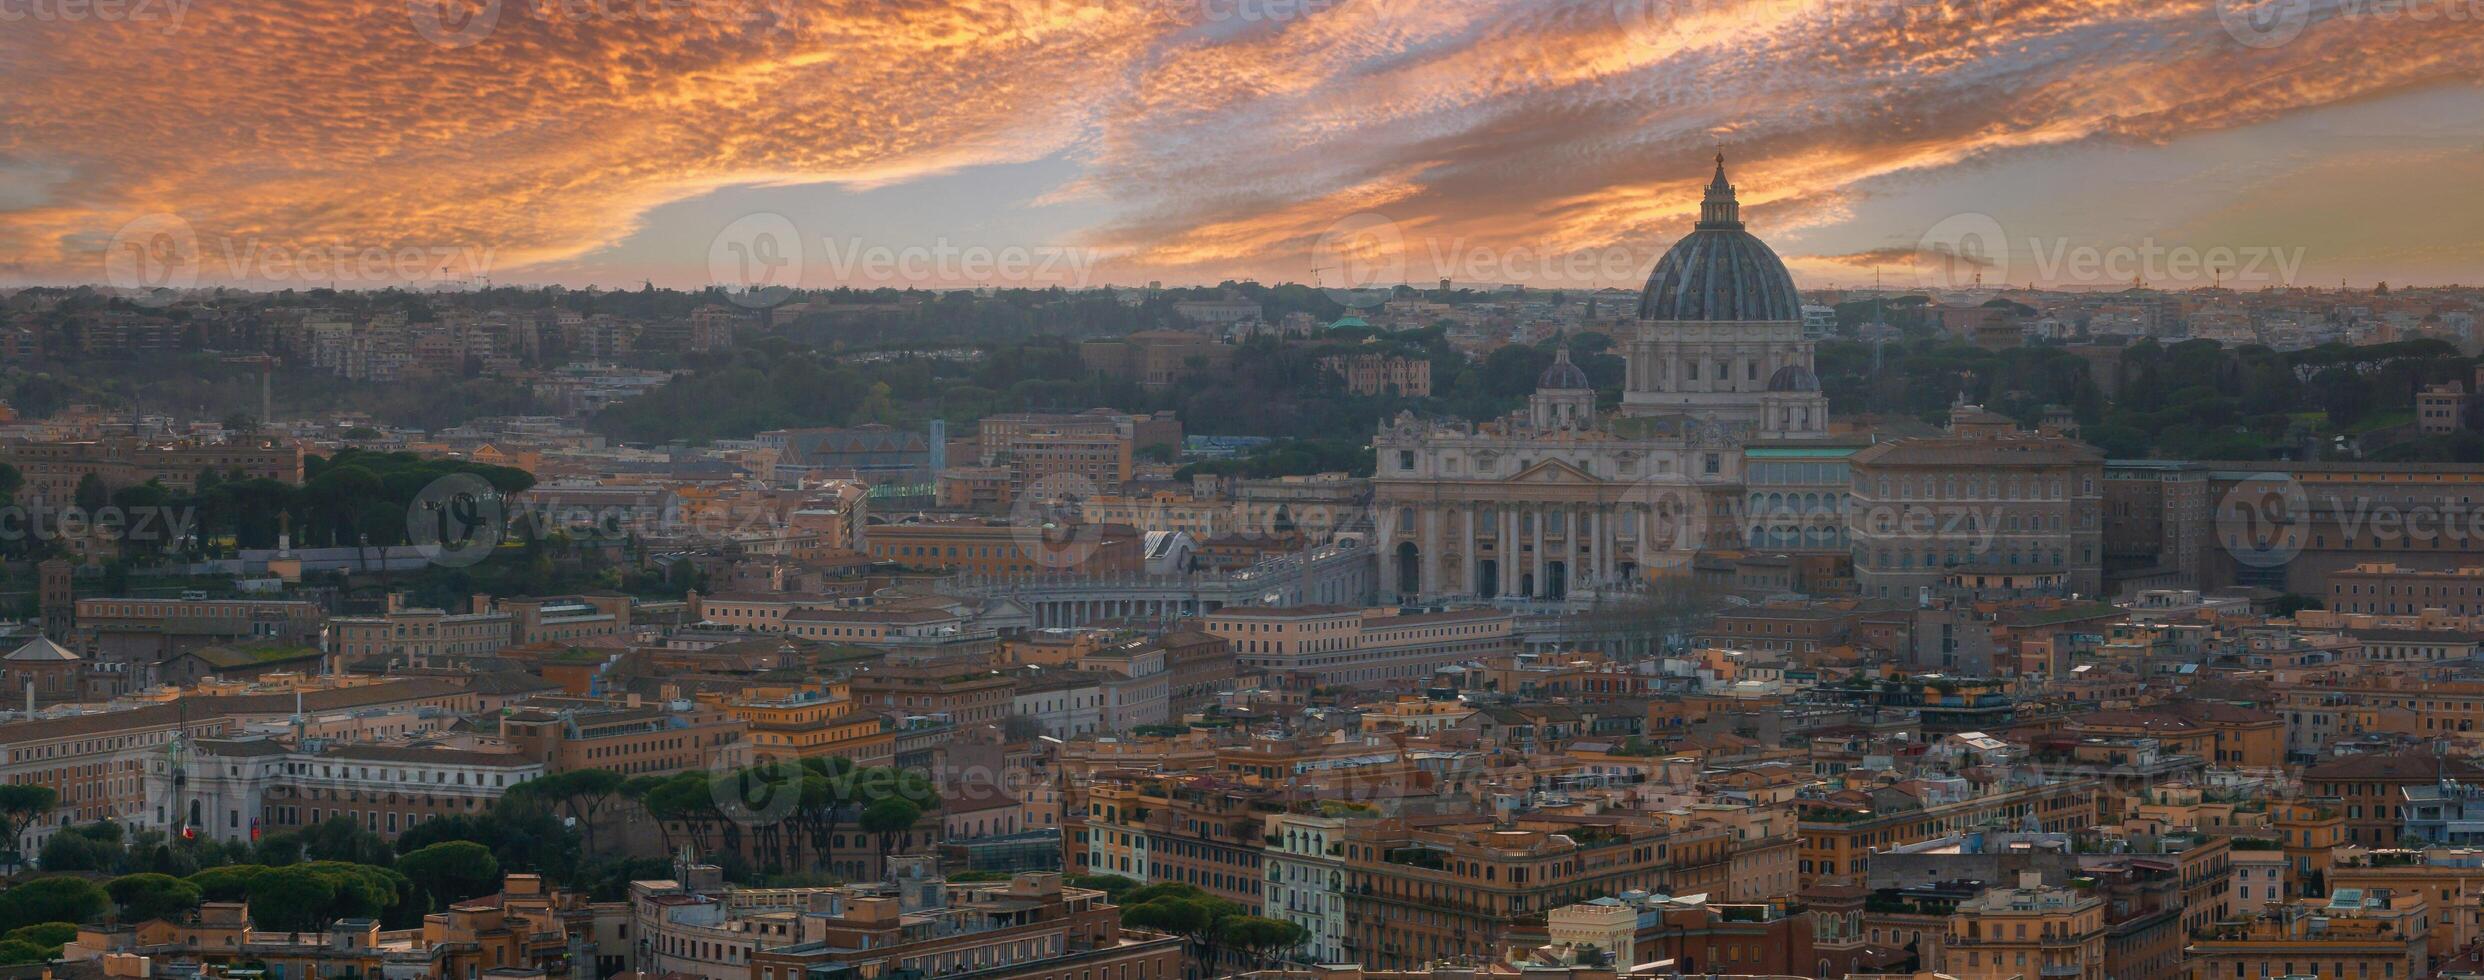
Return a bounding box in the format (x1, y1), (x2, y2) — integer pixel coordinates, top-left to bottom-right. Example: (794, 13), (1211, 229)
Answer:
(501, 594), (633, 646)
(1203, 605), (1516, 687)
(499, 695), (749, 776)
(1333, 816), (1741, 970)
(1265, 812), (1350, 964)
(328, 593), (516, 669)
(2304, 751), (2484, 847)
(1798, 779), (2101, 884)
(1545, 894), (1817, 977)
(642, 865), (1181, 980)
(65, 873), (601, 980)
(74, 595), (325, 666)
(1940, 874), (2107, 980)
(0, 437), (303, 504)
(1321, 353), (1434, 397)
(1846, 409), (2106, 599)
(0, 677), (477, 851)
(722, 683), (895, 767)
(868, 520), (1146, 577)
(2185, 890), (2428, 980)
(2330, 563), (2484, 617)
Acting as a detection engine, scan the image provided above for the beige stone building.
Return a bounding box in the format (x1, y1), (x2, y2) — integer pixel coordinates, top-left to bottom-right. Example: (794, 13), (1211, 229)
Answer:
(1940, 874), (2108, 980)
(1847, 405), (2106, 599)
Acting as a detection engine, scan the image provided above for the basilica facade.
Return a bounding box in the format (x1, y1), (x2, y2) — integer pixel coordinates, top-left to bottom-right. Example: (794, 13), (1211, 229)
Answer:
(1373, 157), (1842, 603)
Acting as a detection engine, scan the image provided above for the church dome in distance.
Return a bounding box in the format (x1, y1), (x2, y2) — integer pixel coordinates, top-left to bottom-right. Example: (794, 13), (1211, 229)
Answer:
(1766, 364), (1821, 392)
(1537, 346), (1591, 390)
(1637, 154), (1803, 323)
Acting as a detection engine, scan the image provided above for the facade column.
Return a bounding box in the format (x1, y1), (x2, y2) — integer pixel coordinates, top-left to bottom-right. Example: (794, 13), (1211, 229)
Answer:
(1589, 508), (1608, 587)
(1529, 508), (1547, 599)
(1562, 507), (1581, 599)
(1582, 507), (1596, 589)
(1420, 506), (1442, 600)
(1637, 503), (1654, 571)
(1376, 506), (1400, 597)
(1500, 506), (1520, 599)
(1460, 507), (1478, 600)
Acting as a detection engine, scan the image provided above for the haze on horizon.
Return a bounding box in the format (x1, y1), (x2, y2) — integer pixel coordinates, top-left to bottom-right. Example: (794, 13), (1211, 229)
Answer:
(1, 0), (2479, 296)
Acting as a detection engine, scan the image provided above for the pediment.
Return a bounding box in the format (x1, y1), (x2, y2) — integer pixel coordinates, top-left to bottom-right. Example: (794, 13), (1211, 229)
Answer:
(1507, 458), (1601, 485)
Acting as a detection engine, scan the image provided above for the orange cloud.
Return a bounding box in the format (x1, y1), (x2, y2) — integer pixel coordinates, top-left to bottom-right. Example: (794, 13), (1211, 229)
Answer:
(0, 0), (2475, 288)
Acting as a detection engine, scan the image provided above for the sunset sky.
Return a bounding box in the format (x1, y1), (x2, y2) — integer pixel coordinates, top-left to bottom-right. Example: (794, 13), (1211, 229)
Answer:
(2, 0), (2479, 294)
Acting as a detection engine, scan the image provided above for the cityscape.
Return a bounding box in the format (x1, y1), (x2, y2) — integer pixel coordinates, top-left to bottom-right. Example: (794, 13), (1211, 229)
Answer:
(2, 3), (2483, 980)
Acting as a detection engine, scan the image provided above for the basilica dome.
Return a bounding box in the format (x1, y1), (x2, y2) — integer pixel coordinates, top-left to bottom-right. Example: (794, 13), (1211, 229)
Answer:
(1636, 155), (1802, 323)
(1537, 346), (1591, 390)
(1766, 364), (1821, 392)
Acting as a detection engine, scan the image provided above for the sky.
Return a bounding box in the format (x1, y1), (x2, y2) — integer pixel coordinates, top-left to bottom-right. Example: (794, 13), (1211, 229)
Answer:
(0, 0), (2479, 295)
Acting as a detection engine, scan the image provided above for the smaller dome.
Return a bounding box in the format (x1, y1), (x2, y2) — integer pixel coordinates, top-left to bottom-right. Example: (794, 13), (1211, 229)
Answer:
(1766, 364), (1820, 392)
(1538, 348), (1591, 390)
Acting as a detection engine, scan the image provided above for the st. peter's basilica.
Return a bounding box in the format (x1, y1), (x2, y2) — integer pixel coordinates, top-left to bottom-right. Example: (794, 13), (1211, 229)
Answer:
(1372, 156), (1850, 603)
